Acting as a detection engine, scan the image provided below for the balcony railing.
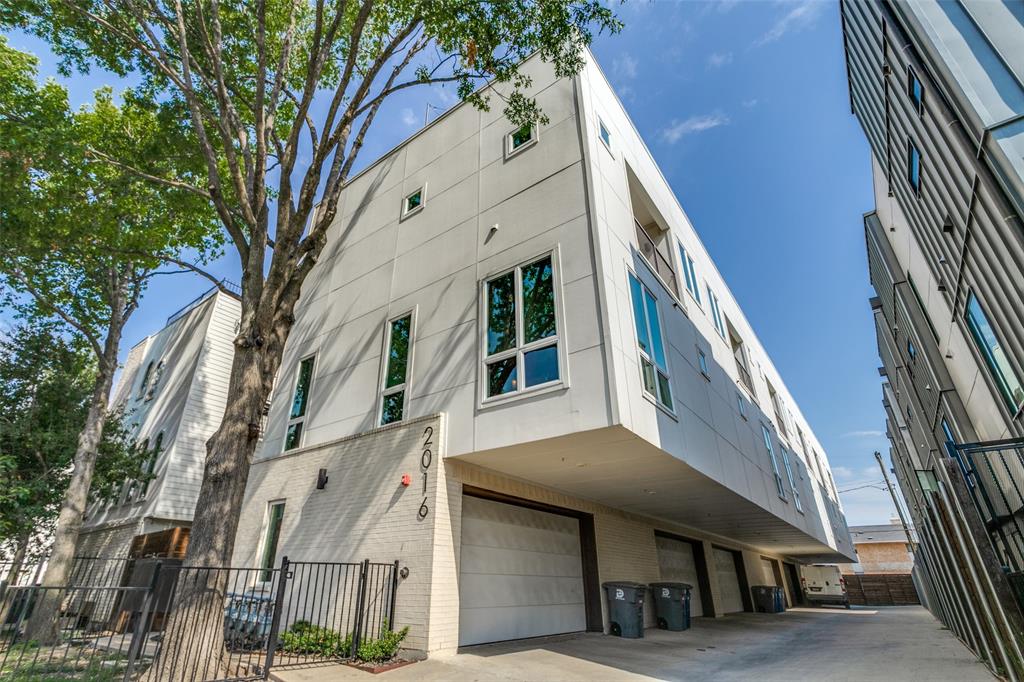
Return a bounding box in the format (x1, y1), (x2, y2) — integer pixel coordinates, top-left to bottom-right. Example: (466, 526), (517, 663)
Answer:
(635, 220), (679, 297)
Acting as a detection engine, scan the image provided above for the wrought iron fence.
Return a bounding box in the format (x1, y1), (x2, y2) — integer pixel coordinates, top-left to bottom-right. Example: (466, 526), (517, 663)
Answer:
(0, 556), (400, 681)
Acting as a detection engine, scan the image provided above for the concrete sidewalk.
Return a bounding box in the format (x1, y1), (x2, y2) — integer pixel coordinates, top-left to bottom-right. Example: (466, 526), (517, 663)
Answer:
(271, 606), (993, 681)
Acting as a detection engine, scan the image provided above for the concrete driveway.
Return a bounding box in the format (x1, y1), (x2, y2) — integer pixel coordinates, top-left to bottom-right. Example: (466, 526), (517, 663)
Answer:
(272, 606), (993, 681)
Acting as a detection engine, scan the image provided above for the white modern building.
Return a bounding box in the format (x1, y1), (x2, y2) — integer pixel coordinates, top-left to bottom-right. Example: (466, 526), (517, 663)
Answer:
(231, 51), (853, 655)
(78, 287), (240, 560)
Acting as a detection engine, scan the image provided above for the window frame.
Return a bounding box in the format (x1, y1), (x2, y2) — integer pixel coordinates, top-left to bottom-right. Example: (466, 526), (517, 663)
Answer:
(137, 361), (155, 399)
(401, 184), (427, 220)
(907, 65), (924, 115)
(907, 139), (922, 195)
(479, 249), (567, 407)
(283, 354), (316, 452)
(505, 122), (538, 158)
(707, 285), (725, 338)
(258, 500), (286, 583)
(628, 268), (675, 413)
(678, 242), (702, 306)
(697, 347), (710, 380)
(737, 392), (747, 420)
(964, 290), (1024, 415)
(378, 309), (416, 426)
(598, 119), (612, 152)
(761, 424), (786, 500)
(780, 446), (802, 513)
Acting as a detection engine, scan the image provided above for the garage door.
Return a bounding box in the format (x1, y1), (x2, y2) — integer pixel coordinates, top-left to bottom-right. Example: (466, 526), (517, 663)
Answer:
(459, 495), (587, 646)
(760, 558), (779, 586)
(713, 548), (745, 613)
(655, 535), (704, 617)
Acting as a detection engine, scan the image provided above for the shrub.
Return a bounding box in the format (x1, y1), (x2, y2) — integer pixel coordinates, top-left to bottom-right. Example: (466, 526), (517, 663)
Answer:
(355, 622), (409, 664)
(278, 621), (351, 658)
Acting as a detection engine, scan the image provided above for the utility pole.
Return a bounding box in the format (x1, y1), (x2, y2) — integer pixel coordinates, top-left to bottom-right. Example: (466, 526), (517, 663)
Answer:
(875, 450), (916, 550)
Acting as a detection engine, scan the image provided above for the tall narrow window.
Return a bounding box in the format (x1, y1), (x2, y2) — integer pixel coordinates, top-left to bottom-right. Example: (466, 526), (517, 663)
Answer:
(707, 286), (725, 337)
(737, 392), (747, 420)
(138, 361), (154, 399)
(678, 244), (701, 304)
(260, 501), (285, 582)
(484, 255), (560, 399)
(697, 348), (710, 379)
(381, 314), (413, 425)
(907, 65), (924, 114)
(140, 432), (163, 499)
(781, 447), (802, 512)
(767, 382), (788, 438)
(284, 356), (315, 451)
(907, 140), (922, 194)
(762, 424), (786, 499)
(730, 326), (755, 396)
(598, 120), (612, 149)
(629, 273), (673, 409)
(965, 292), (1024, 413)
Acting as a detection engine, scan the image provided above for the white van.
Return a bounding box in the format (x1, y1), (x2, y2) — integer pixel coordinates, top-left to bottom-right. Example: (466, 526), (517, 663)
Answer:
(799, 564), (850, 608)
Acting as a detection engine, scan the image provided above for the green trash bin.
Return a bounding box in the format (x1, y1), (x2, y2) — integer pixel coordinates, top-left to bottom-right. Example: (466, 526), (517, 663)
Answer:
(603, 581), (647, 638)
(650, 582), (692, 631)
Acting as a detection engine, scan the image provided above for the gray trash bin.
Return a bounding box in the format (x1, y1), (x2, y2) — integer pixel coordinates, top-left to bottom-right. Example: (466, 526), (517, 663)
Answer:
(752, 585), (785, 613)
(650, 582), (692, 631)
(603, 581), (646, 638)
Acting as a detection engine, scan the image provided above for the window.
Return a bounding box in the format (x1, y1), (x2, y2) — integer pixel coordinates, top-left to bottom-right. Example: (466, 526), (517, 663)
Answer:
(123, 437), (148, 505)
(138, 361), (154, 399)
(907, 65), (924, 114)
(698, 348), (710, 379)
(762, 424), (786, 499)
(140, 432), (163, 499)
(402, 186), (425, 218)
(484, 255), (560, 399)
(781, 447), (802, 512)
(737, 392), (747, 420)
(941, 418), (972, 486)
(679, 244), (701, 304)
(506, 123), (536, 156)
(965, 292), (1024, 413)
(259, 501), (285, 582)
(707, 286), (725, 337)
(381, 314), (413, 425)
(729, 326), (755, 396)
(628, 272), (673, 410)
(598, 120), (612, 149)
(907, 140), (922, 194)
(906, 338), (917, 364)
(767, 382), (788, 438)
(284, 356), (315, 451)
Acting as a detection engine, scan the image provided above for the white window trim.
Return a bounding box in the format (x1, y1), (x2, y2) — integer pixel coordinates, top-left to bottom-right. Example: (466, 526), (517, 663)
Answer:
(401, 183), (427, 220)
(628, 266), (676, 417)
(697, 346), (710, 381)
(377, 308), (417, 425)
(762, 423), (787, 500)
(707, 285), (726, 338)
(781, 446), (802, 513)
(284, 354), (316, 452)
(598, 118), (613, 154)
(478, 248), (569, 408)
(678, 241), (702, 308)
(256, 499), (286, 584)
(505, 122), (539, 159)
(737, 392), (748, 420)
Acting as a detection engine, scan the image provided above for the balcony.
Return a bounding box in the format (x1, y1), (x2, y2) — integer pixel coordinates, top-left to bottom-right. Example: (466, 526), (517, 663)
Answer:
(635, 220), (679, 297)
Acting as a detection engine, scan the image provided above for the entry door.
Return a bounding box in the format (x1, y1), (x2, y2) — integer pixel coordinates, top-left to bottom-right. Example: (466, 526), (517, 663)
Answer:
(459, 495), (586, 646)
(655, 535), (704, 616)
(713, 548), (745, 613)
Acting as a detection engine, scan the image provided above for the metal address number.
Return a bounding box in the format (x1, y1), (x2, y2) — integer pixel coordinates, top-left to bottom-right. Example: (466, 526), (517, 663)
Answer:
(419, 426), (433, 519)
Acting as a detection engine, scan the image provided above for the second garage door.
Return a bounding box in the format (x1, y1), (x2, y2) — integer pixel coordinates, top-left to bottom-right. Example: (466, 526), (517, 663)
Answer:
(713, 548), (745, 614)
(459, 495), (587, 646)
(655, 535), (704, 617)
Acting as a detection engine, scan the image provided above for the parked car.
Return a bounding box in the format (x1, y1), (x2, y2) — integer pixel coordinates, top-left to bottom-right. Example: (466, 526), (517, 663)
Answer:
(799, 564), (850, 608)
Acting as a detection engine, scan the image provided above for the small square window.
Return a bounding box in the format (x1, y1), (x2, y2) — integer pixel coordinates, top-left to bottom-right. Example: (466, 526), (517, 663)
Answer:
(402, 186), (425, 218)
(598, 120), (612, 150)
(506, 123), (537, 157)
(698, 348), (710, 379)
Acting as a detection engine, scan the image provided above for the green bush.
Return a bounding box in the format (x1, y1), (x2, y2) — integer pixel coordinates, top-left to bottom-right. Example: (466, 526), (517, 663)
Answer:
(278, 620), (351, 658)
(355, 622), (409, 664)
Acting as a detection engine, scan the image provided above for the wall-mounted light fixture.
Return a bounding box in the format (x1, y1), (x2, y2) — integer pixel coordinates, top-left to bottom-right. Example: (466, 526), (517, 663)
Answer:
(316, 468), (329, 490)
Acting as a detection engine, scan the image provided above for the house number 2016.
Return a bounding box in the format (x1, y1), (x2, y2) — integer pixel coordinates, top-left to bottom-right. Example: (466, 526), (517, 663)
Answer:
(418, 426), (433, 519)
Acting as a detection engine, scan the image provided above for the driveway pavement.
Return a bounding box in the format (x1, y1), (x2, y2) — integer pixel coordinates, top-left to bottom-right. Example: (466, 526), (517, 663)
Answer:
(272, 606), (993, 681)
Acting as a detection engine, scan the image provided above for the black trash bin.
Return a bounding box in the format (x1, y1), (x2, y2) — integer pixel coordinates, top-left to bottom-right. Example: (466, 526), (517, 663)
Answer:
(650, 582), (692, 631)
(603, 581), (647, 638)
(751, 585), (786, 613)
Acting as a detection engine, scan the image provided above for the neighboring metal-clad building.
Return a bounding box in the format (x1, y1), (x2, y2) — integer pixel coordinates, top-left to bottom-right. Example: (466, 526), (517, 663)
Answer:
(840, 0), (1024, 675)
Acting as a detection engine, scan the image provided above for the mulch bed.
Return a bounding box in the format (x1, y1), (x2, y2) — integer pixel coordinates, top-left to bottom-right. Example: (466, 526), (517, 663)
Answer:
(345, 658), (416, 674)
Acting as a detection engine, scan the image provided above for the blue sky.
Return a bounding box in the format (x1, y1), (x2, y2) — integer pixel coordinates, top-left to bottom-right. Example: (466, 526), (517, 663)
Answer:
(3, 0), (902, 525)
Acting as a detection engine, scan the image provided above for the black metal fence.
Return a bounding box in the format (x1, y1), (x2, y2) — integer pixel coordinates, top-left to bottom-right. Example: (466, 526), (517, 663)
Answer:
(0, 556), (400, 681)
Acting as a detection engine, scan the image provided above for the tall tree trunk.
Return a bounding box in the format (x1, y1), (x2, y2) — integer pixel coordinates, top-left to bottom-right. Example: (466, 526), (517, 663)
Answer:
(143, 343), (271, 680)
(1, 529), (31, 611)
(23, 310), (124, 643)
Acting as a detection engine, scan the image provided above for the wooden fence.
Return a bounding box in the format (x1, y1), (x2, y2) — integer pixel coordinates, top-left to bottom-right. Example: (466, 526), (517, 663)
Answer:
(845, 574), (920, 606)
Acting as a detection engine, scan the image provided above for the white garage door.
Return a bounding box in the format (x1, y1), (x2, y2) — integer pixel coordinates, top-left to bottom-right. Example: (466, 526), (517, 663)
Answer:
(713, 548), (745, 614)
(655, 535), (704, 617)
(459, 495), (587, 646)
(760, 558), (779, 586)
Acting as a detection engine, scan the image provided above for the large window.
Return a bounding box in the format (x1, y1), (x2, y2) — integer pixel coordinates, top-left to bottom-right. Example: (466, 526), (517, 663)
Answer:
(707, 285), (725, 337)
(762, 424), (786, 499)
(629, 272), (673, 410)
(284, 356), (315, 451)
(907, 140), (922, 194)
(260, 501), (285, 582)
(781, 446), (802, 512)
(907, 65), (924, 114)
(729, 325), (755, 397)
(679, 244), (701, 305)
(484, 255), (560, 399)
(965, 292), (1024, 413)
(381, 314), (413, 424)
(767, 381), (788, 438)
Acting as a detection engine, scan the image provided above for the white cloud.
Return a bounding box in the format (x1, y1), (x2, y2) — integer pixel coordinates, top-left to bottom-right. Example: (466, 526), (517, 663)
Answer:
(706, 51), (733, 69)
(832, 465), (855, 481)
(742, 98), (759, 108)
(613, 52), (638, 80)
(660, 113), (729, 143)
(841, 429), (885, 439)
(401, 108), (418, 128)
(754, 0), (824, 47)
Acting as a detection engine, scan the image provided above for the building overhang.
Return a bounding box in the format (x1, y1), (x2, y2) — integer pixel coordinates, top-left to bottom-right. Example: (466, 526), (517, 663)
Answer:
(450, 425), (854, 563)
